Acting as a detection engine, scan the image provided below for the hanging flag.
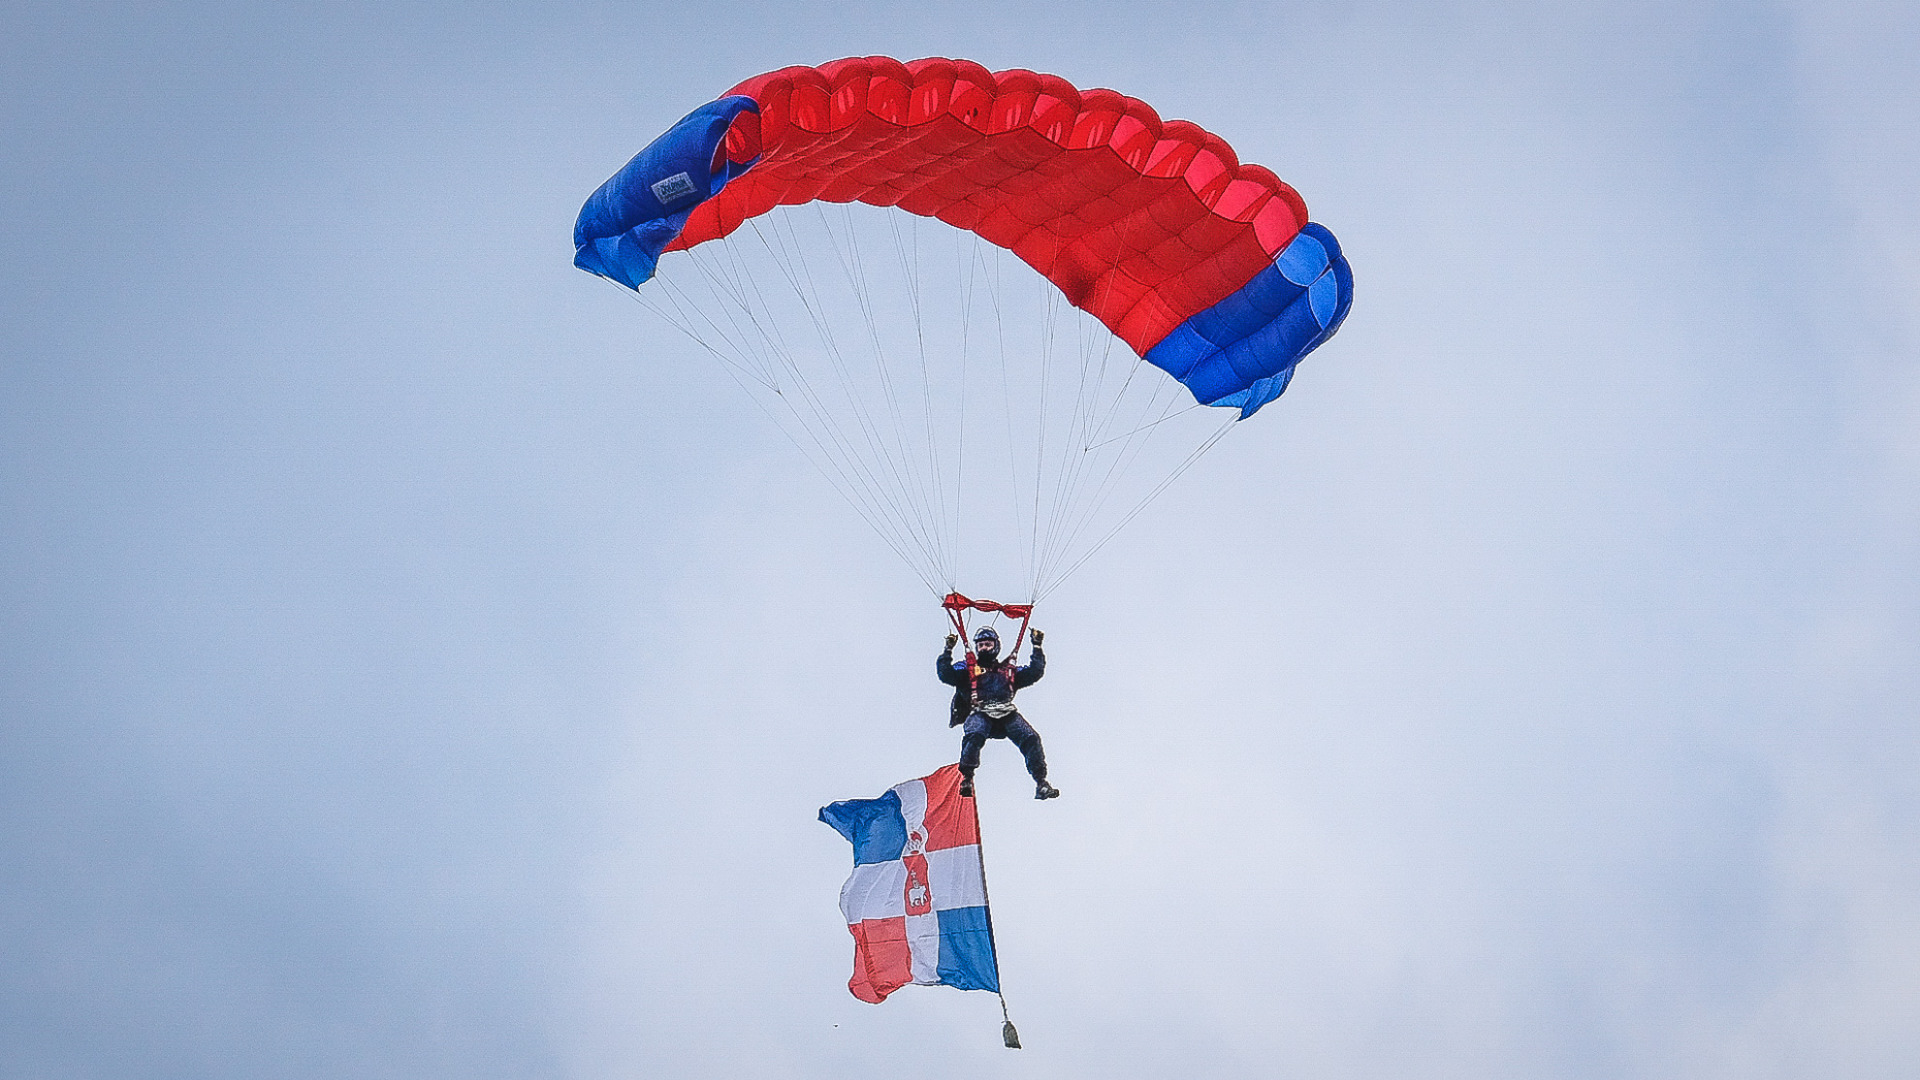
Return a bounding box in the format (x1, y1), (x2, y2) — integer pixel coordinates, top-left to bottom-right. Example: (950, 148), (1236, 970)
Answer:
(819, 764), (1000, 1003)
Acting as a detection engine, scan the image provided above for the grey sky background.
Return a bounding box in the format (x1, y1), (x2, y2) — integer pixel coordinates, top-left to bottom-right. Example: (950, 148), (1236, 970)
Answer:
(3, 1), (1916, 1076)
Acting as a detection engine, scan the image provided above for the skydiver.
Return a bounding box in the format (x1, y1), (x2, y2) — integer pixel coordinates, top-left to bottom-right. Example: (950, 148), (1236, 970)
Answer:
(939, 626), (1058, 801)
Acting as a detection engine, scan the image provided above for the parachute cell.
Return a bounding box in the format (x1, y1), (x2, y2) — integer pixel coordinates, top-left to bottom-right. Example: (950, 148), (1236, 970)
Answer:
(573, 57), (1352, 418)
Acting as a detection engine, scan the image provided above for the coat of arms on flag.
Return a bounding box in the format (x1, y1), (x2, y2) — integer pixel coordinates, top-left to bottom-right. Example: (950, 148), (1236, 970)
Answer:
(818, 763), (1000, 1004)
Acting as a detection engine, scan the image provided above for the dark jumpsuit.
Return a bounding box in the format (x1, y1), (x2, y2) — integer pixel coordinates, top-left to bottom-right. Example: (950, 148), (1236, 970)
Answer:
(938, 644), (1047, 782)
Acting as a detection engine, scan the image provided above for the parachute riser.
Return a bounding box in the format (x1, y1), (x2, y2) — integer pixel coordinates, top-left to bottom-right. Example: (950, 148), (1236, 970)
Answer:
(942, 592), (1036, 699)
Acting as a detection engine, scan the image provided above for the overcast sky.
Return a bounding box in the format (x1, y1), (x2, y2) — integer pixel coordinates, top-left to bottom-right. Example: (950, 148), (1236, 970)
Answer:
(3, 2), (1917, 1076)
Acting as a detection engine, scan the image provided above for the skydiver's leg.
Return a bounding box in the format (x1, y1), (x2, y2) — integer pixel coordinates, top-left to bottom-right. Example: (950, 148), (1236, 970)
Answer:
(958, 713), (991, 795)
(1002, 713), (1048, 782)
(1004, 715), (1058, 799)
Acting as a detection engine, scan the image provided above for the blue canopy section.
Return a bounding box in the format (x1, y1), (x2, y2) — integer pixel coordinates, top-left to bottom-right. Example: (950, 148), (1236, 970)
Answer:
(1143, 223), (1354, 418)
(573, 96), (761, 289)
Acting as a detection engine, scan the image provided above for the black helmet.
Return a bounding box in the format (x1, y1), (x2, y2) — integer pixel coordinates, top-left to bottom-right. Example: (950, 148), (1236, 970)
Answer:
(972, 627), (1002, 659)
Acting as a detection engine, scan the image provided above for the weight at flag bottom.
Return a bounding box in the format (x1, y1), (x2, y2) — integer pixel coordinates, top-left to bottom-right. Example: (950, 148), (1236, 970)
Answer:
(819, 764), (998, 1002)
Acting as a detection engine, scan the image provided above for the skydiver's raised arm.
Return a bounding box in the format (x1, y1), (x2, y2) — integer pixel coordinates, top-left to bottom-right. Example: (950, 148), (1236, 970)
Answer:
(1014, 630), (1045, 688)
(937, 634), (967, 686)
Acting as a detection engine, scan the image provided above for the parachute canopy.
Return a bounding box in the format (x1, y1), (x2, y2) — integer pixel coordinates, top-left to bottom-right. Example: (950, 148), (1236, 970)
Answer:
(574, 57), (1351, 419)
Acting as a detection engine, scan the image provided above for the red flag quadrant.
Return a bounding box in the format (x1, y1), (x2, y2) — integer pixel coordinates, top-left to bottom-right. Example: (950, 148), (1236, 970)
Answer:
(818, 764), (999, 1003)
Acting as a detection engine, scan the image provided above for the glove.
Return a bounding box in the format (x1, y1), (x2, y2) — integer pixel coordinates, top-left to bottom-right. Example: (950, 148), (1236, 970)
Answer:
(1030, 629), (1044, 646)
(945, 633), (958, 650)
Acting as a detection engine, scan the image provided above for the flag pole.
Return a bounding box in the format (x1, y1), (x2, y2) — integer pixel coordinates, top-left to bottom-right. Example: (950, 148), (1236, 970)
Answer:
(969, 777), (1021, 1049)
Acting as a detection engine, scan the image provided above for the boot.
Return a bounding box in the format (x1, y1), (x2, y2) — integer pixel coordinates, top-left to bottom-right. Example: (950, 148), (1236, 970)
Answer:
(1034, 780), (1059, 800)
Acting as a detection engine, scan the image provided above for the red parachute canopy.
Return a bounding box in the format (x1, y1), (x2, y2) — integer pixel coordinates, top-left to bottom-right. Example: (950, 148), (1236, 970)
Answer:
(668, 56), (1311, 357)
